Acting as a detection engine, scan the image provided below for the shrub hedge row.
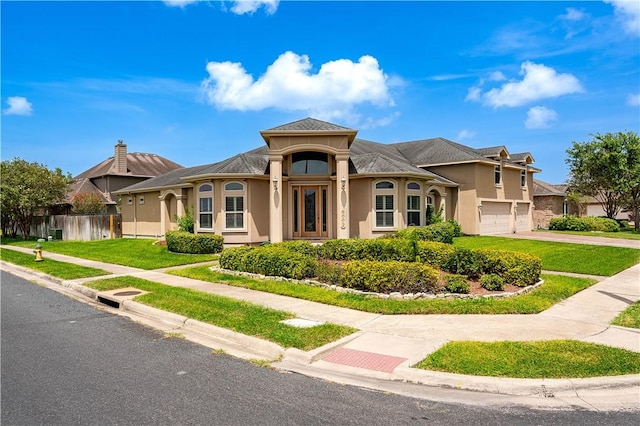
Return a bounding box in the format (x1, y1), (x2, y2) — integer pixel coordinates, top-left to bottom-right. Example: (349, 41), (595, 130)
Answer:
(393, 222), (456, 244)
(166, 231), (224, 254)
(549, 215), (619, 232)
(219, 245), (316, 280)
(317, 238), (415, 261)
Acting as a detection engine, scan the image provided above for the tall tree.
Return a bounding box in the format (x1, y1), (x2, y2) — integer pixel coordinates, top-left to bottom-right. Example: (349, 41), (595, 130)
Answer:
(565, 131), (640, 228)
(0, 158), (72, 239)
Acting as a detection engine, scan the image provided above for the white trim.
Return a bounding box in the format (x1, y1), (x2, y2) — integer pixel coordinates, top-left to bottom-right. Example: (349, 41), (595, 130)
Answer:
(196, 182), (214, 232)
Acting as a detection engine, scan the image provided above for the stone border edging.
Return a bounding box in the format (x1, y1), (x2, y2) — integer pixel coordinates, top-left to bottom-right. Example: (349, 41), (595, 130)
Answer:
(209, 266), (544, 300)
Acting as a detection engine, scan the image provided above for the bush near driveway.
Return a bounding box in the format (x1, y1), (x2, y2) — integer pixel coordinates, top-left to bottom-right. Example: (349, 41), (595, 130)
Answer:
(549, 215), (619, 232)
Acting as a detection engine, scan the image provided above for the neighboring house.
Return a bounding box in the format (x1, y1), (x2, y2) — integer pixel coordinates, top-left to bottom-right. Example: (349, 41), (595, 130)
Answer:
(114, 118), (539, 242)
(533, 179), (629, 229)
(64, 141), (183, 214)
(532, 179), (579, 229)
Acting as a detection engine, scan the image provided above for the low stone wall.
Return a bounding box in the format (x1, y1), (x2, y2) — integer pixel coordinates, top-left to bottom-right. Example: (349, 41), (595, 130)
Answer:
(210, 266), (544, 300)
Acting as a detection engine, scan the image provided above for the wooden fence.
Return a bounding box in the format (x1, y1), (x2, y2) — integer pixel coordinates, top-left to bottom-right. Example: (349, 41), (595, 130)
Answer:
(30, 214), (122, 241)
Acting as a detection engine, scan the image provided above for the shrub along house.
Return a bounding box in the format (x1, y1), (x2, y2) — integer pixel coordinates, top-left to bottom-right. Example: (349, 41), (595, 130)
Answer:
(114, 118), (538, 243)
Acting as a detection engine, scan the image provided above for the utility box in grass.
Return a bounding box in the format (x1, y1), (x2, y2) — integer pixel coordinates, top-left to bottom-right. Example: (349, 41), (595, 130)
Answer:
(49, 229), (63, 240)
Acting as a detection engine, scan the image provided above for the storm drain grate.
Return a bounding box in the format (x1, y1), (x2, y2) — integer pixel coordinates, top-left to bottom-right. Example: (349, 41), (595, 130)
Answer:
(97, 296), (121, 309)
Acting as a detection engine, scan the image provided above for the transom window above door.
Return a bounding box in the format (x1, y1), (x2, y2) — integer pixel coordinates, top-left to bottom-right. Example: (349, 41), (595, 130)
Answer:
(291, 152), (328, 175)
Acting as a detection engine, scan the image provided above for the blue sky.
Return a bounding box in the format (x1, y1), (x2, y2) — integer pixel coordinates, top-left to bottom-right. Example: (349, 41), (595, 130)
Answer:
(2, 1), (639, 184)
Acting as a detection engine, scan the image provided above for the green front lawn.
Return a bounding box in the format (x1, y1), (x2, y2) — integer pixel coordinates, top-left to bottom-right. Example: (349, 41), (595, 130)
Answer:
(3, 238), (218, 270)
(415, 340), (640, 378)
(167, 266), (595, 315)
(543, 229), (640, 240)
(612, 302), (640, 329)
(0, 247), (109, 280)
(85, 276), (355, 351)
(454, 236), (640, 276)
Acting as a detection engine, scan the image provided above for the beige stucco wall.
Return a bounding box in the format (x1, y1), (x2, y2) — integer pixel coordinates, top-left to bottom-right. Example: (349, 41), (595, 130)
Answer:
(119, 191), (162, 237)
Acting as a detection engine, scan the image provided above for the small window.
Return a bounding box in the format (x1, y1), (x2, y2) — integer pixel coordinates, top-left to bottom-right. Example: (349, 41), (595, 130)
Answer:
(494, 165), (502, 185)
(406, 182), (422, 226)
(374, 180), (395, 228)
(224, 181), (245, 230)
(376, 181), (394, 190)
(138, 197), (145, 205)
(197, 183), (213, 230)
(407, 182), (420, 190)
(520, 170), (527, 188)
(291, 152), (328, 175)
(127, 197), (133, 205)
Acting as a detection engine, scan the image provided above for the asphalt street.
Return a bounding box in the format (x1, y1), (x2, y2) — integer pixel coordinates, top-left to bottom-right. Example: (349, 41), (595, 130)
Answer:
(1, 270), (637, 425)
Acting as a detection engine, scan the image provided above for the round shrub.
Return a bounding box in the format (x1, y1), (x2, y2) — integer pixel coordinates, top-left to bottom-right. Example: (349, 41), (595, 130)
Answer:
(315, 260), (343, 285)
(395, 222), (455, 244)
(480, 274), (505, 291)
(443, 274), (470, 294)
(219, 246), (253, 270)
(549, 215), (619, 232)
(416, 241), (456, 269)
(166, 231), (224, 254)
(443, 248), (481, 279)
(339, 260), (439, 294)
(475, 249), (541, 287)
(447, 219), (463, 237)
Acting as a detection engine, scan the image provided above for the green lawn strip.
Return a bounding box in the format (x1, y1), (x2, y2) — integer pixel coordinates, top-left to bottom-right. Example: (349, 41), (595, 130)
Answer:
(0, 247), (109, 280)
(540, 230), (640, 241)
(611, 302), (640, 329)
(167, 266), (595, 315)
(414, 340), (640, 378)
(4, 239), (218, 270)
(84, 276), (355, 351)
(454, 236), (640, 276)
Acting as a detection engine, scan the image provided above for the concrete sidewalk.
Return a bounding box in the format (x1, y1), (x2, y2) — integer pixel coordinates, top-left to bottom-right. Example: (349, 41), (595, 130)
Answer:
(497, 231), (640, 249)
(1, 243), (639, 411)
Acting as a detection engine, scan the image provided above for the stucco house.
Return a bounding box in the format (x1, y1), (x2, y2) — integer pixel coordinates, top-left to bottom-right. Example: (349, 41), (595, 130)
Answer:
(114, 118), (539, 243)
(63, 141), (183, 214)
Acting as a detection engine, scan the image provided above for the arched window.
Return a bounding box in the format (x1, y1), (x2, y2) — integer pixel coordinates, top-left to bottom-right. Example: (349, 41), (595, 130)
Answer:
(197, 183), (213, 230)
(224, 181), (245, 230)
(374, 180), (395, 228)
(291, 151), (328, 175)
(406, 182), (422, 226)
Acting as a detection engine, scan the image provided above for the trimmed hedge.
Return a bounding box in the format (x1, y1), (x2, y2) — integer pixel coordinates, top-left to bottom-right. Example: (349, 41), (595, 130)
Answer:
(549, 215), (619, 232)
(480, 274), (505, 291)
(219, 245), (316, 280)
(166, 231), (224, 254)
(339, 260), (439, 294)
(317, 238), (415, 262)
(416, 241), (457, 269)
(268, 240), (318, 257)
(443, 248), (482, 279)
(475, 249), (542, 287)
(394, 222), (456, 244)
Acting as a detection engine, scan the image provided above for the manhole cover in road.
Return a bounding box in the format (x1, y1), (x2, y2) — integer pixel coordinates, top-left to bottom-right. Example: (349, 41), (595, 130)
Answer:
(113, 291), (142, 296)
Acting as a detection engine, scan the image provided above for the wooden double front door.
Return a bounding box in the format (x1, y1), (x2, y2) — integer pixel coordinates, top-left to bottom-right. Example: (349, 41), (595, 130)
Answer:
(292, 185), (328, 238)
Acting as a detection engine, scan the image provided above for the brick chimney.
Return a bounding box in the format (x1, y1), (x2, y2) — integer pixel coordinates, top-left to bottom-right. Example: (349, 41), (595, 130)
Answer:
(114, 140), (128, 174)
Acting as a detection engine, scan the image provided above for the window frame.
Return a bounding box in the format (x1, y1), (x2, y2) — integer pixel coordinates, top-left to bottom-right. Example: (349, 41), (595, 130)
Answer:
(223, 181), (246, 232)
(494, 164), (502, 186)
(197, 183), (214, 231)
(406, 181), (422, 227)
(520, 169), (527, 188)
(373, 180), (396, 230)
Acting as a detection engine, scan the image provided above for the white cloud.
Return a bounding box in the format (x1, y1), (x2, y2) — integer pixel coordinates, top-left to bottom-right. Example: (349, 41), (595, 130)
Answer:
(559, 7), (587, 22)
(457, 129), (476, 140)
(163, 0), (199, 8)
(200, 51), (394, 120)
(230, 0), (279, 15)
(470, 61), (583, 108)
(3, 96), (33, 116)
(488, 71), (506, 81)
(525, 106), (558, 129)
(605, 0), (640, 36)
(627, 93), (640, 106)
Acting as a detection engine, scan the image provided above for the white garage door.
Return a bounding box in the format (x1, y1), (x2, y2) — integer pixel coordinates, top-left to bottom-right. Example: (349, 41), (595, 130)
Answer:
(516, 203), (530, 232)
(480, 202), (511, 235)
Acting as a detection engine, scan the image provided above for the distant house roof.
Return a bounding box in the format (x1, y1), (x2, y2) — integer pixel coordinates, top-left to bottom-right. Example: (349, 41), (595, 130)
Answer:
(75, 152), (183, 179)
(64, 178), (113, 205)
(533, 179), (568, 196)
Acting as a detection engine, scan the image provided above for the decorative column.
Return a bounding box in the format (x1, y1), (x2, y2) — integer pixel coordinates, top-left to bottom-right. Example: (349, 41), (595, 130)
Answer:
(336, 154), (350, 239)
(269, 155), (283, 243)
(159, 196), (167, 236)
(176, 195), (186, 218)
(439, 192), (447, 219)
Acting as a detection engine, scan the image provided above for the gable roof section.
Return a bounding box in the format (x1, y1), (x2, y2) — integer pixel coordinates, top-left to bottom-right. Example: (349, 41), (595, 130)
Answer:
(65, 178), (112, 204)
(533, 179), (568, 196)
(349, 139), (440, 178)
(265, 117), (354, 132)
(476, 145), (509, 159)
(393, 137), (494, 166)
(75, 152), (183, 179)
(114, 164), (212, 194)
(510, 152), (535, 163)
(187, 146), (269, 178)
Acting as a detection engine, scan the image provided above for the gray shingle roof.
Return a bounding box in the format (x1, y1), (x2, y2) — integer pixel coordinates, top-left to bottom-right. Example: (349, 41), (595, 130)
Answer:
(265, 117), (354, 132)
(75, 152), (183, 179)
(475, 146), (509, 158)
(192, 147), (269, 176)
(510, 152), (535, 163)
(394, 138), (494, 166)
(114, 164), (212, 193)
(533, 179), (567, 196)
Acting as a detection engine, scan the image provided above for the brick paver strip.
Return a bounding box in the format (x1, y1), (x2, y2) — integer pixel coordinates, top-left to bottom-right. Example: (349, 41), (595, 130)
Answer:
(322, 348), (407, 373)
